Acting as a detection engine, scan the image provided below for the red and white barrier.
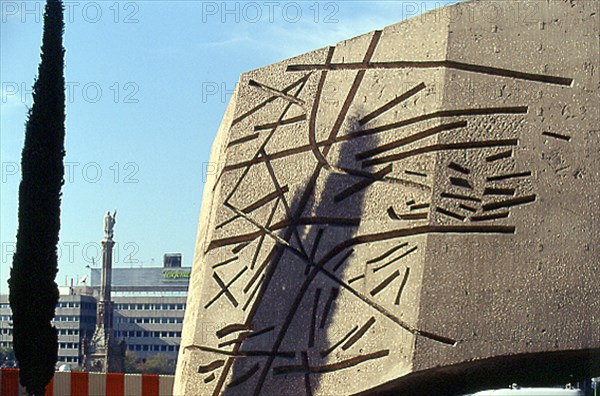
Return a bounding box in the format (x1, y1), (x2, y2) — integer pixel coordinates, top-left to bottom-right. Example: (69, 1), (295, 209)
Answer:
(0, 368), (174, 396)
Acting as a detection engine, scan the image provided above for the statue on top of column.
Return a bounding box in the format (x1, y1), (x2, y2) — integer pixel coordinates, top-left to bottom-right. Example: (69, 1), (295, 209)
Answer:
(104, 210), (117, 239)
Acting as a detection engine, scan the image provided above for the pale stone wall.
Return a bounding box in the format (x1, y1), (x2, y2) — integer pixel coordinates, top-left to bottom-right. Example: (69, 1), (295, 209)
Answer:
(175, 1), (599, 394)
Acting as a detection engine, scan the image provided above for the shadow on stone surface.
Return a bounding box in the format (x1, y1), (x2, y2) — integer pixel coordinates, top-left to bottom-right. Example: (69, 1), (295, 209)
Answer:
(360, 348), (600, 396)
(220, 106), (379, 395)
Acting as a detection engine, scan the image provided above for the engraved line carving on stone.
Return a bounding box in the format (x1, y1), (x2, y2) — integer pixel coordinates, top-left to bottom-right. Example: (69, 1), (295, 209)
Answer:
(362, 138), (519, 168)
(242, 274), (265, 312)
(319, 287), (339, 329)
(348, 274), (365, 284)
(486, 171), (532, 182)
(309, 288), (322, 348)
(320, 325), (358, 358)
(198, 345), (296, 359)
(227, 133), (259, 148)
(225, 202), (294, 251)
(307, 31), (382, 172)
(204, 373), (216, 384)
(436, 206), (467, 221)
(212, 256), (238, 269)
(395, 267), (410, 306)
(388, 207), (428, 221)
(471, 212), (510, 222)
(272, 350), (390, 375)
(356, 120), (468, 160)
(347, 106), (528, 140)
(358, 82), (427, 125)
(370, 271), (401, 297)
(367, 243), (409, 264)
(302, 352), (312, 396)
(441, 192), (482, 202)
(486, 149), (513, 162)
(334, 165), (393, 203)
(246, 326), (275, 340)
(459, 203), (477, 213)
(199, 360), (226, 374)
(410, 203), (430, 211)
(232, 242), (250, 254)
(481, 195), (537, 212)
(332, 249), (353, 272)
(448, 162), (471, 175)
(218, 334), (249, 349)
(542, 131), (571, 141)
(483, 187), (516, 196)
(227, 363), (260, 388)
(216, 185), (289, 230)
(222, 107), (528, 174)
(373, 245), (418, 273)
(205, 267), (248, 309)
(254, 115), (307, 131)
(287, 59), (573, 86)
(221, 75), (311, 206)
(231, 73), (312, 126)
(305, 228), (325, 275)
(208, 217), (362, 252)
(251, 198), (281, 270)
(341, 317), (376, 350)
(450, 177), (473, 190)
(248, 79), (306, 107)
(404, 170), (428, 177)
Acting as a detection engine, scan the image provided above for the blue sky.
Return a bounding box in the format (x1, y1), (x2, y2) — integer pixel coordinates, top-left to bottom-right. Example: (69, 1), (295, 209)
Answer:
(0, 0), (458, 293)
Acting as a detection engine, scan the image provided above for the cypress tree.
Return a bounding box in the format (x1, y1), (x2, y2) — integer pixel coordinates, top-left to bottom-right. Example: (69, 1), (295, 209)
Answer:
(8, 0), (66, 394)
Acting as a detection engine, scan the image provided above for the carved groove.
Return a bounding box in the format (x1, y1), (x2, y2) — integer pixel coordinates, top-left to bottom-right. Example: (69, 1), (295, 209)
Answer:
(359, 82), (427, 125)
(482, 195), (537, 211)
(486, 149), (513, 162)
(370, 271), (401, 297)
(356, 121), (467, 160)
(373, 246), (418, 273)
(436, 207), (466, 221)
(448, 162), (471, 174)
(199, 360), (226, 374)
(450, 177), (473, 189)
(362, 139), (519, 168)
(486, 171), (532, 182)
(542, 131), (571, 141)
(342, 317), (376, 350)
(367, 243), (409, 264)
(320, 326), (358, 358)
(273, 350), (390, 375)
(395, 268), (411, 305)
(254, 115), (306, 131)
(319, 287), (339, 329)
(287, 60), (572, 86)
(309, 288), (322, 347)
(227, 363), (260, 388)
(471, 212), (510, 222)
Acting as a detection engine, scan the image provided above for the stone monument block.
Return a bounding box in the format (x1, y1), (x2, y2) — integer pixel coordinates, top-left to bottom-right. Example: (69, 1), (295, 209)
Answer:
(176, 1), (599, 394)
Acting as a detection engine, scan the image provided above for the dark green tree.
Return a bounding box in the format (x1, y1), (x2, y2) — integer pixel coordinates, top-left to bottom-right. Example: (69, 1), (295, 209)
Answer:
(8, 0), (66, 395)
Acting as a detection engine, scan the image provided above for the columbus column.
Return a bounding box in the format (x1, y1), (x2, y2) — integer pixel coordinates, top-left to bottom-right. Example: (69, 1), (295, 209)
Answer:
(83, 210), (125, 372)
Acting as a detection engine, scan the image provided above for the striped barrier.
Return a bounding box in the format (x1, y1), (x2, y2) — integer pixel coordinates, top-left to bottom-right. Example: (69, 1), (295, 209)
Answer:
(0, 369), (174, 396)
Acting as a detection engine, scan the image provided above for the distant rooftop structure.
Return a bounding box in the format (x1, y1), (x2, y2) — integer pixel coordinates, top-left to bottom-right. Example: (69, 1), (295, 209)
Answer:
(163, 253), (182, 268)
(89, 266), (191, 294)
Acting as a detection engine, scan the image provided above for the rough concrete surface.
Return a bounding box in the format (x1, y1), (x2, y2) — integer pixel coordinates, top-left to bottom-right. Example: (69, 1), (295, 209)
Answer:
(175, 1), (599, 394)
